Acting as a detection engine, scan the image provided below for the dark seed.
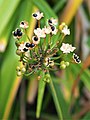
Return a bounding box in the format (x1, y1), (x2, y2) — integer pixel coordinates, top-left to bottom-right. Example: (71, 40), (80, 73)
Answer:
(30, 43), (35, 48)
(23, 48), (28, 52)
(13, 31), (17, 36)
(76, 58), (80, 63)
(17, 28), (21, 33)
(33, 13), (37, 17)
(48, 19), (52, 23)
(21, 21), (24, 25)
(51, 26), (55, 31)
(34, 36), (38, 41)
(74, 54), (77, 59)
(25, 43), (31, 47)
(18, 31), (22, 36)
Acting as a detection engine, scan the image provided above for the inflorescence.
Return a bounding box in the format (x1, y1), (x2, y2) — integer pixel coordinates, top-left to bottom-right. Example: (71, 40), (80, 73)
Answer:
(12, 11), (81, 80)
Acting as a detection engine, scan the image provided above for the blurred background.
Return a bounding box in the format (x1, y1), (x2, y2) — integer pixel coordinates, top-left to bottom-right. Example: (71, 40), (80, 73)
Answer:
(0, 0), (90, 120)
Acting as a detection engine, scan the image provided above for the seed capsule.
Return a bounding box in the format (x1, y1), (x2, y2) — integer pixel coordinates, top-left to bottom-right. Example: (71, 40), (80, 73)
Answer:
(23, 48), (28, 52)
(29, 43), (35, 48)
(51, 26), (55, 31)
(48, 19), (52, 24)
(33, 13), (37, 17)
(25, 43), (31, 47)
(13, 31), (18, 36)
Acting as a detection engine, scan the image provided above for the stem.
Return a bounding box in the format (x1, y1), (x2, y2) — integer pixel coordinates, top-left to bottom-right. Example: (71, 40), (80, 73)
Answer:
(49, 78), (63, 120)
(24, 29), (31, 42)
(38, 20), (40, 28)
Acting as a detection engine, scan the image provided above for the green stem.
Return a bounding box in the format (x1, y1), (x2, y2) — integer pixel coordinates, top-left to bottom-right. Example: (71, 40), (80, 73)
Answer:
(49, 78), (63, 120)
(38, 20), (40, 28)
(24, 29), (31, 42)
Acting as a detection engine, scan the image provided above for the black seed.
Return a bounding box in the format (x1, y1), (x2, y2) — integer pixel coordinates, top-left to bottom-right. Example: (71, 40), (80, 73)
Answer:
(48, 19), (52, 23)
(74, 54), (77, 59)
(13, 31), (17, 36)
(17, 28), (21, 33)
(76, 58), (80, 63)
(25, 43), (31, 47)
(51, 26), (55, 31)
(21, 21), (24, 25)
(33, 13), (37, 17)
(34, 36), (38, 41)
(18, 31), (22, 36)
(30, 43), (35, 48)
(23, 48), (28, 52)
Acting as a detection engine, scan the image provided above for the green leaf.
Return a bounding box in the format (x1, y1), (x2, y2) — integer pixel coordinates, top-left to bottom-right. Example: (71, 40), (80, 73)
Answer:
(53, 0), (66, 13)
(0, 0), (35, 119)
(0, 0), (21, 36)
(81, 112), (90, 120)
(36, 72), (46, 118)
(70, 64), (90, 90)
(49, 77), (63, 120)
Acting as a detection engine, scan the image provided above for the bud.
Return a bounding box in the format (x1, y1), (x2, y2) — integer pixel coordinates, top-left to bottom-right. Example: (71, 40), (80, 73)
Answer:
(21, 67), (26, 73)
(60, 61), (65, 65)
(47, 79), (50, 83)
(16, 49), (22, 56)
(16, 66), (20, 71)
(65, 62), (69, 66)
(59, 22), (66, 31)
(60, 64), (66, 69)
(17, 71), (22, 76)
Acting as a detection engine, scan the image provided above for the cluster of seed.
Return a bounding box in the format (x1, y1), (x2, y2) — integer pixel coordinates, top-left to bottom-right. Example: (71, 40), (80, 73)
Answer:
(12, 28), (23, 39)
(73, 53), (81, 64)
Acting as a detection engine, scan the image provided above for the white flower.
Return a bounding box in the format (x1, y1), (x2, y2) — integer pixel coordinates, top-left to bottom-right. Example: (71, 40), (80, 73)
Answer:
(20, 21), (29, 29)
(48, 18), (58, 26)
(32, 11), (44, 20)
(61, 25), (70, 35)
(18, 42), (28, 52)
(42, 26), (52, 34)
(60, 43), (76, 54)
(51, 26), (58, 35)
(32, 36), (40, 45)
(34, 28), (46, 38)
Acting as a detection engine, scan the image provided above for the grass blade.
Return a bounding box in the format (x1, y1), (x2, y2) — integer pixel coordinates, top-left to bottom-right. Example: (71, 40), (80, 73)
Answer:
(36, 72), (46, 118)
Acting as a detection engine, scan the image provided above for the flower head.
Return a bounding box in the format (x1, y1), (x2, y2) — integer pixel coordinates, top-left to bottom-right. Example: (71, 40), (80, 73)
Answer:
(20, 21), (29, 29)
(18, 42), (28, 52)
(32, 11), (44, 20)
(48, 18), (58, 26)
(60, 43), (76, 54)
(34, 28), (46, 38)
(51, 26), (58, 35)
(61, 26), (70, 36)
(42, 26), (52, 34)
(32, 36), (40, 45)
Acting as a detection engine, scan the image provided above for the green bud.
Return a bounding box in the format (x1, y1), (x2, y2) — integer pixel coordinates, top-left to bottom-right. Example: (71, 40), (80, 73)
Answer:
(43, 78), (47, 82)
(60, 64), (66, 69)
(60, 61), (65, 65)
(65, 62), (69, 66)
(15, 40), (20, 47)
(45, 74), (50, 78)
(46, 79), (50, 83)
(16, 49), (22, 56)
